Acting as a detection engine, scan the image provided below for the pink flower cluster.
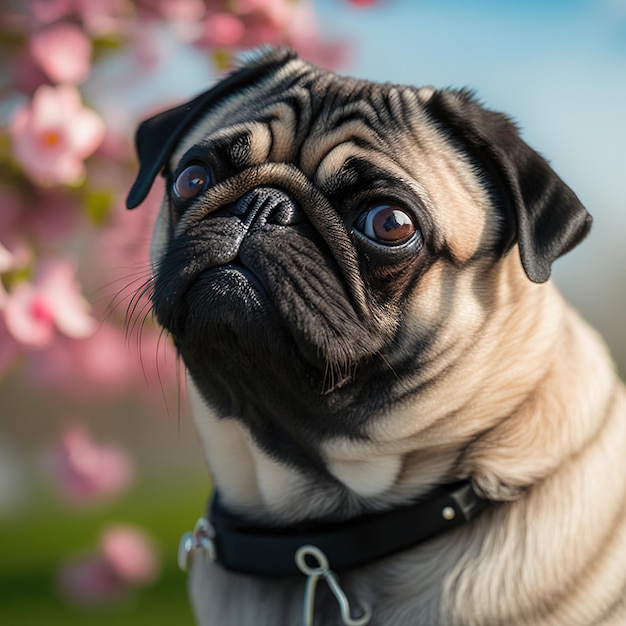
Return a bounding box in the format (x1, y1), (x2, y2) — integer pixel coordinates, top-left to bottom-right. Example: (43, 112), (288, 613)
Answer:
(0, 0), (354, 398)
(46, 423), (160, 605)
(57, 525), (160, 606)
(130, 0), (350, 68)
(4, 259), (96, 349)
(0, 0), (374, 609)
(48, 423), (134, 504)
(10, 85), (105, 187)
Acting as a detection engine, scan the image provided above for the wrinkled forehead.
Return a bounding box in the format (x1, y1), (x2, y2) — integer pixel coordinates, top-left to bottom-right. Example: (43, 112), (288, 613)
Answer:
(171, 72), (436, 172)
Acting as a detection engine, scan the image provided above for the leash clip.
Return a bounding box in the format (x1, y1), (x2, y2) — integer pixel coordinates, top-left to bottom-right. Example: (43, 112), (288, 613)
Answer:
(178, 517), (216, 572)
(295, 545), (372, 626)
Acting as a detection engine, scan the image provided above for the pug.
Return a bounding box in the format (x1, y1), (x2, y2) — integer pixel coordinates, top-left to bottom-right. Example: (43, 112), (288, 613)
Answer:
(126, 48), (626, 626)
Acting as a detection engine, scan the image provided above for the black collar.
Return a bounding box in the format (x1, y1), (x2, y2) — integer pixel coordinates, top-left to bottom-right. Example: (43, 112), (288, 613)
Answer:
(207, 481), (493, 577)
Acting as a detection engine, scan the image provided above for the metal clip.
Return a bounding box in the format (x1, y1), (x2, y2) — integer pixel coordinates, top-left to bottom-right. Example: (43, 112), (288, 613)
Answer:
(295, 545), (372, 626)
(178, 517), (216, 572)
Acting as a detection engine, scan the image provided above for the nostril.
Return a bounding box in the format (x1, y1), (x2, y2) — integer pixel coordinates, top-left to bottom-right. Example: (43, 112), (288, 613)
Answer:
(235, 187), (305, 228)
(269, 197), (304, 226)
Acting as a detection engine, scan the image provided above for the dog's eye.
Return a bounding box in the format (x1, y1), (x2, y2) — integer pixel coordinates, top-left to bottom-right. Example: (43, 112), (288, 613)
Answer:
(361, 205), (416, 245)
(173, 163), (211, 201)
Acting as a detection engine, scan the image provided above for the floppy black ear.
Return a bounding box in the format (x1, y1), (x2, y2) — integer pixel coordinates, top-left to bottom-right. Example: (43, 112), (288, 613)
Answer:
(126, 97), (204, 209)
(126, 48), (297, 210)
(424, 89), (592, 283)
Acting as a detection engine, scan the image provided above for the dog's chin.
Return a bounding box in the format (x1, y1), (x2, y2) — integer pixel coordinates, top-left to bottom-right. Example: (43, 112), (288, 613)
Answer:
(153, 261), (399, 459)
(174, 264), (287, 366)
(170, 265), (293, 415)
(157, 260), (348, 377)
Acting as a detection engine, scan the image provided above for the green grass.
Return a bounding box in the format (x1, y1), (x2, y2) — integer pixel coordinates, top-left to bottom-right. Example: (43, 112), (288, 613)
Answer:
(0, 471), (210, 626)
(1, 570), (191, 626)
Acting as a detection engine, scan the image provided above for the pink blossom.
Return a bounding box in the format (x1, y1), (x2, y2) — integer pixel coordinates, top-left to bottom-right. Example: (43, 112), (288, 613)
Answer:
(196, 0), (292, 51)
(203, 12), (246, 47)
(24, 322), (181, 401)
(29, 22), (92, 85)
(53, 323), (136, 394)
(29, 0), (128, 35)
(56, 524), (160, 606)
(73, 0), (129, 35)
(3, 259), (97, 349)
(92, 186), (160, 327)
(9, 84), (105, 186)
(155, 0), (207, 22)
(22, 321), (175, 401)
(48, 423), (134, 504)
(26, 323), (156, 402)
(235, 0), (293, 28)
(128, 21), (165, 71)
(0, 240), (18, 317)
(56, 553), (126, 606)
(197, 0), (349, 69)
(101, 525), (160, 585)
(93, 195), (181, 396)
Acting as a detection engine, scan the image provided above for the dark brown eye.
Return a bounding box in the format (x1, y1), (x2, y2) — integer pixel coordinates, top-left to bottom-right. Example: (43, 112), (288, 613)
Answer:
(173, 163), (210, 200)
(362, 204), (416, 245)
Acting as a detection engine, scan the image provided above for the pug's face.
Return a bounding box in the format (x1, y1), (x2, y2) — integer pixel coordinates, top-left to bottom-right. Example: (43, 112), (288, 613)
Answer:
(128, 49), (590, 474)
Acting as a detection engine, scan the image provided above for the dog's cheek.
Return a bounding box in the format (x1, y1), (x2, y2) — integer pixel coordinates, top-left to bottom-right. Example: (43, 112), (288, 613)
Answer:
(239, 231), (392, 366)
(364, 254), (435, 312)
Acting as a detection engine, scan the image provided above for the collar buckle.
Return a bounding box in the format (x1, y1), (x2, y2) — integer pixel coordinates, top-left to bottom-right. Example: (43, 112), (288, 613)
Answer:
(178, 517), (216, 572)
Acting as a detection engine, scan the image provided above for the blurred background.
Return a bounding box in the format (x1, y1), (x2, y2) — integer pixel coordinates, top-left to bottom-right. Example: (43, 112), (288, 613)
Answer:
(0, 1), (624, 625)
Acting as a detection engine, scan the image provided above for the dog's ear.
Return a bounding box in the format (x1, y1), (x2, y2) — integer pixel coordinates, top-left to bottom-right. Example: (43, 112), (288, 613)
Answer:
(126, 48), (297, 210)
(424, 89), (592, 283)
(126, 97), (202, 210)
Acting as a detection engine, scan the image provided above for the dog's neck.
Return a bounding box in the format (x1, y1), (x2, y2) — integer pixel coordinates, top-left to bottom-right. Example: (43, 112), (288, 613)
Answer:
(186, 378), (482, 525)
(185, 267), (577, 524)
(187, 378), (408, 523)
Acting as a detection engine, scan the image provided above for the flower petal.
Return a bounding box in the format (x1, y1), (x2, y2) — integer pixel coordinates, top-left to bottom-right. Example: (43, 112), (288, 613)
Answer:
(30, 22), (92, 85)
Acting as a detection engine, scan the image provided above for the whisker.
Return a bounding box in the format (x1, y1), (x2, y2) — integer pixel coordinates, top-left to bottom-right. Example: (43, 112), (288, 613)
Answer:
(126, 291), (154, 340)
(90, 265), (154, 321)
(125, 278), (155, 338)
(377, 351), (401, 381)
(155, 325), (175, 420)
(322, 357), (355, 395)
(175, 349), (185, 427)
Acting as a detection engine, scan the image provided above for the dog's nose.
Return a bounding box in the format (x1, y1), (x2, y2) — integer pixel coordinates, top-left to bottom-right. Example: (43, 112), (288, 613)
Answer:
(231, 187), (305, 229)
